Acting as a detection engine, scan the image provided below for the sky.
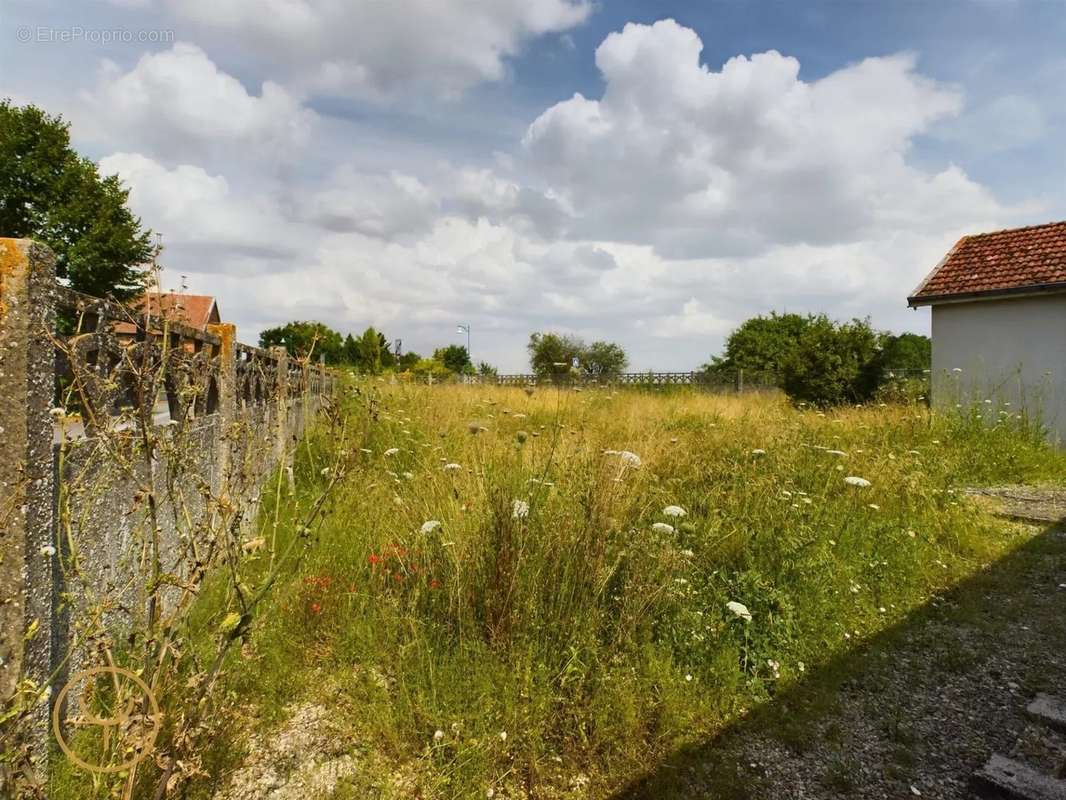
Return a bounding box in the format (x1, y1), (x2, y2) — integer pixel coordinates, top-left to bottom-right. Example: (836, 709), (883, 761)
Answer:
(2, 0), (1064, 372)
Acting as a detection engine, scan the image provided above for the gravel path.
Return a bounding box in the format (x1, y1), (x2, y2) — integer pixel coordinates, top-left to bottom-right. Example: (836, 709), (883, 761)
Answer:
(615, 491), (1066, 800)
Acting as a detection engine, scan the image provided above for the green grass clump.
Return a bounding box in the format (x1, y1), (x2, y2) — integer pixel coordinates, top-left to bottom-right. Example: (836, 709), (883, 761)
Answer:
(201, 386), (1065, 798)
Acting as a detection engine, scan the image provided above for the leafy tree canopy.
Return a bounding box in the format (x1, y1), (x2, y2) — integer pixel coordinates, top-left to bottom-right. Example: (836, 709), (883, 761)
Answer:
(581, 340), (628, 379)
(881, 332), (931, 372)
(705, 312), (814, 375)
(396, 351), (421, 371)
(357, 326), (383, 374)
(433, 344), (472, 374)
(528, 333), (628, 379)
(781, 316), (886, 406)
(0, 100), (154, 299)
(259, 321), (344, 364)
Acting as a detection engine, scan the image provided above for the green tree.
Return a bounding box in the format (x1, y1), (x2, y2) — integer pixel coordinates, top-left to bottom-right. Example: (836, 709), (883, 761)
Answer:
(342, 333), (360, 366)
(356, 327), (383, 374)
(881, 332), (931, 372)
(705, 312), (814, 375)
(396, 351), (421, 371)
(527, 332), (583, 378)
(0, 100), (154, 299)
(377, 332), (396, 369)
(477, 361), (498, 378)
(781, 316), (885, 406)
(581, 340), (628, 379)
(259, 321), (344, 364)
(433, 344), (472, 374)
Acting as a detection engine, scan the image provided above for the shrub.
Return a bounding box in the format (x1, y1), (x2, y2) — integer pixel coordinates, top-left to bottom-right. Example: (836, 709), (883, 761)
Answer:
(781, 316), (883, 406)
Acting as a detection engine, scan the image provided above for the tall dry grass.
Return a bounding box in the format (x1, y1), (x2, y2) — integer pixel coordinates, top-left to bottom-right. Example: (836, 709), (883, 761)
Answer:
(204, 383), (1064, 798)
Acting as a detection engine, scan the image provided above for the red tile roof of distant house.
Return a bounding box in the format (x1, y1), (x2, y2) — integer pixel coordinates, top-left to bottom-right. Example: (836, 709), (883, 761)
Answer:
(908, 220), (1066, 306)
(114, 293), (220, 335)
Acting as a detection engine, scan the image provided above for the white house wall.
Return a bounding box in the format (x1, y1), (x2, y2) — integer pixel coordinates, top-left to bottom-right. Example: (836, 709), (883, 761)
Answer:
(930, 294), (1066, 444)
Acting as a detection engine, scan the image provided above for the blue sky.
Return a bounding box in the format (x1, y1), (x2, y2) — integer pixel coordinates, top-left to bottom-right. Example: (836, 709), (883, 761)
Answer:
(2, 0), (1063, 370)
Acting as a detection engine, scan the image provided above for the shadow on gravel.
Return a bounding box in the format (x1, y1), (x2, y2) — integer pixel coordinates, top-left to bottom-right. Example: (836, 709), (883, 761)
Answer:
(611, 521), (1066, 800)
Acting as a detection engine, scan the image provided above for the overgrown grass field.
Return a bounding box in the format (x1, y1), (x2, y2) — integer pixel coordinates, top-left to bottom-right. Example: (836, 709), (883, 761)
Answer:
(198, 385), (1064, 799)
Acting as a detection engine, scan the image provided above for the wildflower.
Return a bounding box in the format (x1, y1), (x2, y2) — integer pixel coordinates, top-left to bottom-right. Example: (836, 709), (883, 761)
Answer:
(618, 451), (642, 467)
(844, 476), (871, 488)
(767, 659), (780, 678)
(685, 674), (693, 682)
(499, 731), (507, 742)
(433, 730), (444, 742)
(360, 448), (372, 454)
(430, 579), (441, 589)
(512, 499), (530, 519)
(751, 448), (766, 456)
(662, 505), (686, 517)
(420, 520), (442, 534)
(680, 549), (695, 558)
(384, 447), (400, 456)
(651, 522), (675, 534)
(368, 554), (383, 565)
(320, 467), (330, 476)
(309, 602), (322, 615)
(952, 367), (963, 373)
(826, 450), (846, 457)
(867, 504), (880, 511)
(49, 407), (65, 418)
(39, 545), (56, 557)
(726, 601), (752, 622)
(443, 463), (461, 472)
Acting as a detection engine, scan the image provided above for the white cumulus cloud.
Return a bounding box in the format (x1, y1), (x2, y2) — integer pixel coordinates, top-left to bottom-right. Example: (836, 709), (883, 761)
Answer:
(523, 19), (1008, 258)
(80, 43), (315, 161)
(163, 0), (592, 99)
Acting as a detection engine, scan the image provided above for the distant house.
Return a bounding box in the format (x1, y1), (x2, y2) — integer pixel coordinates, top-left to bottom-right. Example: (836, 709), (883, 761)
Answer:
(115, 293), (221, 346)
(908, 220), (1066, 443)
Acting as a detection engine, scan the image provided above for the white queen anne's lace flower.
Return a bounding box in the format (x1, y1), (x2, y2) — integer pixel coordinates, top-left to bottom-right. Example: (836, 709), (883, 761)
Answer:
(420, 520), (442, 534)
(726, 601), (752, 622)
(618, 451), (642, 467)
(442, 463), (461, 472)
(512, 499), (529, 519)
(844, 476), (871, 488)
(384, 447), (400, 457)
(662, 505), (686, 517)
(651, 522), (675, 534)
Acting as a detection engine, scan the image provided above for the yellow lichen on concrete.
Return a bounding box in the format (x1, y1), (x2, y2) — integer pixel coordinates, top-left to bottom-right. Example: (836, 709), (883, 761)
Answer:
(0, 238), (26, 319)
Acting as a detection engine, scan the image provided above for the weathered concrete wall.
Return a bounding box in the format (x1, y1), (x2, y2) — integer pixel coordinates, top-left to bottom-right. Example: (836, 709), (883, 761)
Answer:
(931, 294), (1066, 444)
(0, 240), (57, 771)
(0, 238), (335, 778)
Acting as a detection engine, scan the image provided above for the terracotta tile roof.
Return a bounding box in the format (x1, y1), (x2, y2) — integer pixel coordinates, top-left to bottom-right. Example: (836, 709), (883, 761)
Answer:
(114, 293), (220, 335)
(909, 220), (1066, 306)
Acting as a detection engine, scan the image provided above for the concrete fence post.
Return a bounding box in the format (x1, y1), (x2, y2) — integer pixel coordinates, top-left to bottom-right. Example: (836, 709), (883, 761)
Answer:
(0, 239), (58, 770)
(208, 323), (237, 494)
(270, 346), (289, 465)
